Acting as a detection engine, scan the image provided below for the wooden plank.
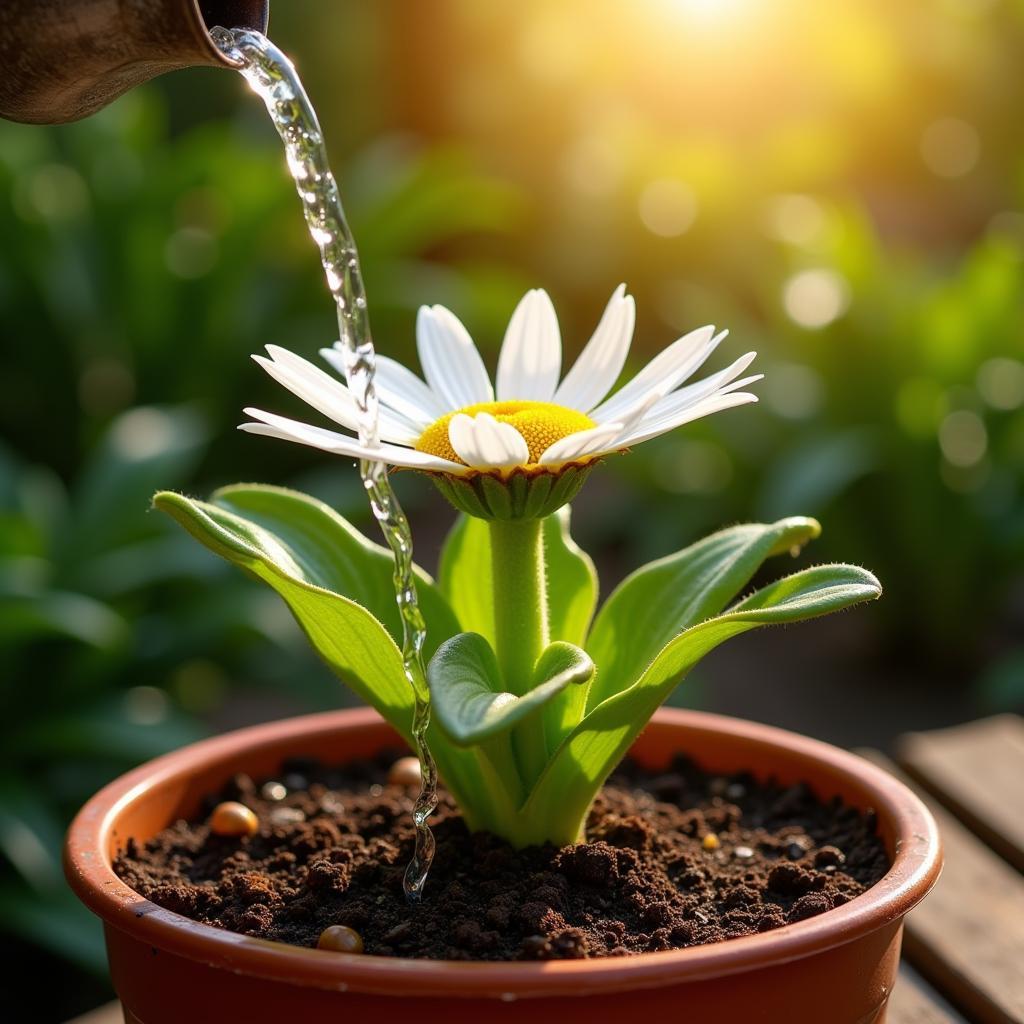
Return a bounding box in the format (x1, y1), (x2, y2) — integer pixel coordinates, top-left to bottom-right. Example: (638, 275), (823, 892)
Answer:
(863, 752), (1024, 1024)
(899, 715), (1024, 874)
(890, 964), (969, 1023)
(65, 1003), (122, 1024)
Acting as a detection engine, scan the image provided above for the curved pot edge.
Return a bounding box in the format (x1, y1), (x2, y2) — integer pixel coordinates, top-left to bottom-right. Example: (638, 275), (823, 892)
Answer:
(64, 707), (942, 1000)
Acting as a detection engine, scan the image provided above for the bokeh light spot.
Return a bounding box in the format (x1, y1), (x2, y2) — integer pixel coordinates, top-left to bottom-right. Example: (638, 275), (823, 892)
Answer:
(165, 226), (218, 279)
(78, 358), (136, 416)
(762, 363), (825, 420)
(976, 357), (1024, 411)
(762, 194), (826, 246)
(938, 409), (987, 467)
(108, 407), (178, 461)
(920, 117), (980, 178)
(13, 163), (90, 223)
(562, 134), (625, 198)
(123, 685), (170, 726)
(782, 269), (850, 328)
(638, 179), (698, 237)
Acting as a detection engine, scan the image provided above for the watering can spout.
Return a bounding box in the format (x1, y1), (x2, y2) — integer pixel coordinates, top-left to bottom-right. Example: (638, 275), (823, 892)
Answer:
(0, 1), (269, 125)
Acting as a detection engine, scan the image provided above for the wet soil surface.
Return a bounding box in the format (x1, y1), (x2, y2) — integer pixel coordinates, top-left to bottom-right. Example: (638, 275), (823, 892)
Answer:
(114, 752), (889, 960)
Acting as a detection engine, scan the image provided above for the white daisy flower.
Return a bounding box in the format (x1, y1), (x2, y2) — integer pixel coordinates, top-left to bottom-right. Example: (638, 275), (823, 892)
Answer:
(241, 285), (761, 518)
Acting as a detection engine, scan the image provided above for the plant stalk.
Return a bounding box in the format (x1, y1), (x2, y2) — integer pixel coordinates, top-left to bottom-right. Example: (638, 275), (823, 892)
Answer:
(488, 517), (550, 787)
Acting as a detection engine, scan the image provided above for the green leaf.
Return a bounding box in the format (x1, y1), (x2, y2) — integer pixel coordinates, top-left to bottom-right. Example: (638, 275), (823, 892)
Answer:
(438, 506), (598, 646)
(586, 517), (822, 708)
(545, 510), (600, 647)
(523, 564), (882, 846)
(155, 485), (491, 819)
(429, 633), (593, 747)
(154, 488), (417, 730)
(209, 484), (460, 657)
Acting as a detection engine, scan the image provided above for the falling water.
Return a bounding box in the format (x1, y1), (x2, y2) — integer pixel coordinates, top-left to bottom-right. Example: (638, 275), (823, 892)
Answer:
(211, 27), (436, 901)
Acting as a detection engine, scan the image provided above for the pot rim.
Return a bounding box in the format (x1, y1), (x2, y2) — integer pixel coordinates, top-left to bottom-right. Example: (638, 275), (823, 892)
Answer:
(65, 707), (941, 1000)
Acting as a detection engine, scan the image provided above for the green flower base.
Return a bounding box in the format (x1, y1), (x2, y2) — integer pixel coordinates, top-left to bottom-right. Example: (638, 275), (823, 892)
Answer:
(428, 464), (596, 520)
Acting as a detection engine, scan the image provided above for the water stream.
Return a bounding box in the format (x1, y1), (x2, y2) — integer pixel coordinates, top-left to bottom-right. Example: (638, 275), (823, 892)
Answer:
(210, 27), (436, 902)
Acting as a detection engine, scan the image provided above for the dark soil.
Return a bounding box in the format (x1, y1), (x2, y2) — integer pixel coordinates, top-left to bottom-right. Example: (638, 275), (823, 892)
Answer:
(114, 751), (889, 961)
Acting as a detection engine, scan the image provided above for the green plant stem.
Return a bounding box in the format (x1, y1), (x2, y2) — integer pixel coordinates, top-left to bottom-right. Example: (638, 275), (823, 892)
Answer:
(488, 517), (550, 787)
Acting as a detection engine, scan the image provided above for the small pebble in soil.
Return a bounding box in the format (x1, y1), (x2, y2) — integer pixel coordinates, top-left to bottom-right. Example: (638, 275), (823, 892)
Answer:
(814, 845), (847, 868)
(283, 773), (308, 791)
(208, 801), (258, 837)
(725, 783), (747, 800)
(261, 781), (287, 802)
(320, 793), (345, 815)
(786, 840), (810, 861)
(269, 807), (306, 826)
(317, 925), (364, 954)
(387, 756), (422, 788)
(116, 752), (890, 961)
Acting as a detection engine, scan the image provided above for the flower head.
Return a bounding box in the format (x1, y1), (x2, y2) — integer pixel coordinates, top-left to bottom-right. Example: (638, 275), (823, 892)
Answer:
(241, 286), (761, 517)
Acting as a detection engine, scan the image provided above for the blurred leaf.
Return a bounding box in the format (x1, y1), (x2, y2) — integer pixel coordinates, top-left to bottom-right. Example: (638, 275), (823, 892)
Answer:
(0, 884), (107, 975)
(0, 781), (65, 890)
(757, 429), (878, 521)
(11, 702), (204, 761)
(977, 649), (1024, 713)
(60, 406), (208, 573)
(0, 591), (126, 649)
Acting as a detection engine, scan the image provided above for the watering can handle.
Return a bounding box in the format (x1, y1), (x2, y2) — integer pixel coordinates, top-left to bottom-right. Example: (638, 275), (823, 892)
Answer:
(0, 0), (269, 125)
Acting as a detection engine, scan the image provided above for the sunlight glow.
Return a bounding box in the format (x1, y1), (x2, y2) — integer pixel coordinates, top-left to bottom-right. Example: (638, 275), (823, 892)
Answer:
(653, 0), (757, 24)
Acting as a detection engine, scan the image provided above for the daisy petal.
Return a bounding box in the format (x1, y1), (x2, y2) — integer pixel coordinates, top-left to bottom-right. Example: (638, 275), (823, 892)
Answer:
(538, 422), (624, 465)
(590, 326), (724, 424)
(540, 386), (665, 466)
(240, 408), (465, 473)
(553, 284), (635, 412)
(640, 351), (759, 424)
(617, 392), (759, 448)
(448, 412), (530, 470)
(259, 347), (420, 445)
(496, 289), (562, 402)
(321, 347), (441, 429)
(257, 347), (354, 428)
(417, 305), (493, 409)
(628, 354), (761, 437)
(721, 374), (764, 394)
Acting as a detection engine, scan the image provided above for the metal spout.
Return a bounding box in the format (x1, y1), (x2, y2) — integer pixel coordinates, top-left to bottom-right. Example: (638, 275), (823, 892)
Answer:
(0, 1), (269, 125)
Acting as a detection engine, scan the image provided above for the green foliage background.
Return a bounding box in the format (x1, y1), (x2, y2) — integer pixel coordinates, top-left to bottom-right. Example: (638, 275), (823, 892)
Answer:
(0, 0), (1021, 1017)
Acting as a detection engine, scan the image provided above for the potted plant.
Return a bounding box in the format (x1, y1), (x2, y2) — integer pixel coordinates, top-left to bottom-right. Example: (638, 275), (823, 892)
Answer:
(65, 288), (941, 1023)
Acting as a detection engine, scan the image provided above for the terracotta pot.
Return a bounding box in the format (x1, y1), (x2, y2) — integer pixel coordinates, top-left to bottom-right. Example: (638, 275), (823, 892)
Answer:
(65, 708), (941, 1024)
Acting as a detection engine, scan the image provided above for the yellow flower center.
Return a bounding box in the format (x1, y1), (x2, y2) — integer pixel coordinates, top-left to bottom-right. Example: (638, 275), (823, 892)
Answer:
(415, 400), (596, 467)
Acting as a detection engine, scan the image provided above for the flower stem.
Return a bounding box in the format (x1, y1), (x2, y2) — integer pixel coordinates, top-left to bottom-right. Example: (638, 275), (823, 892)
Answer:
(488, 517), (550, 786)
